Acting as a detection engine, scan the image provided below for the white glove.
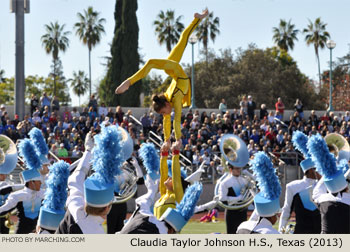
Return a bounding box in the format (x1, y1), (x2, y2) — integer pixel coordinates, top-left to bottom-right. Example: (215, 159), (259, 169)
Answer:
(228, 195), (243, 205)
(84, 132), (95, 152)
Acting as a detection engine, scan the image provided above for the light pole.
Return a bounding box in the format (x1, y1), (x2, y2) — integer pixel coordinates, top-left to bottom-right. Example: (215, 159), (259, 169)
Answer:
(326, 39), (336, 112)
(189, 34), (198, 109)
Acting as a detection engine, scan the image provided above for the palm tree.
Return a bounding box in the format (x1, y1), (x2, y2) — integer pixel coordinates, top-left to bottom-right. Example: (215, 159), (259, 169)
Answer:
(272, 19), (299, 52)
(74, 6), (106, 98)
(196, 11), (220, 64)
(303, 18), (330, 86)
(153, 10), (184, 53)
(69, 70), (89, 106)
(0, 69), (5, 82)
(41, 21), (70, 96)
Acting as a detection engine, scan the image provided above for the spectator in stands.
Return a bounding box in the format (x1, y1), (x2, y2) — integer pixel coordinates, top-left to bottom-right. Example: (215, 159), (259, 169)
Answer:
(32, 109), (41, 124)
(71, 145), (82, 158)
(247, 95), (256, 120)
(219, 99), (227, 114)
(51, 96), (60, 112)
(294, 99), (304, 119)
(12, 114), (20, 128)
(57, 143), (68, 157)
(239, 95), (248, 116)
(88, 94), (98, 113)
(275, 97), (285, 120)
(98, 103), (108, 118)
(115, 106), (124, 124)
(40, 92), (51, 113)
(71, 107), (80, 118)
(30, 94), (39, 116)
(185, 109), (194, 123)
(140, 112), (151, 135)
(260, 104), (268, 120)
(88, 106), (97, 121)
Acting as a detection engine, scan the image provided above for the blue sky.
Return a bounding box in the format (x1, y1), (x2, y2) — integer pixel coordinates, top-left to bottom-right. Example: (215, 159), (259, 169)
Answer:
(1, 0), (350, 106)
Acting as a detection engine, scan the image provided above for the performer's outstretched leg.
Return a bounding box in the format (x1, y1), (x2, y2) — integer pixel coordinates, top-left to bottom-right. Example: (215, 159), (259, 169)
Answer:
(115, 9), (208, 94)
(167, 9), (208, 63)
(115, 59), (187, 94)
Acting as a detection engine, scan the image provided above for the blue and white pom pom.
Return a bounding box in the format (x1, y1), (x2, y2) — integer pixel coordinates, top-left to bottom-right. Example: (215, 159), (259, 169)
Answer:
(249, 152), (281, 200)
(139, 143), (160, 181)
(42, 160), (70, 211)
(307, 134), (338, 178)
(338, 159), (349, 175)
(91, 125), (124, 184)
(28, 127), (49, 156)
(175, 182), (203, 221)
(18, 139), (41, 170)
(292, 130), (309, 158)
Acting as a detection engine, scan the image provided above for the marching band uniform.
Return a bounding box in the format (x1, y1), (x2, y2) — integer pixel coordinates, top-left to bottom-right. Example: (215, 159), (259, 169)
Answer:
(56, 126), (125, 234)
(56, 150), (104, 234)
(313, 179), (350, 233)
(0, 139), (45, 234)
(279, 177), (321, 233)
(237, 152), (281, 234)
(280, 131), (321, 233)
(0, 134), (19, 233)
(237, 212), (279, 234)
(218, 172), (248, 234)
(120, 175), (167, 234)
(308, 134), (350, 234)
(0, 186), (45, 234)
(0, 180), (11, 233)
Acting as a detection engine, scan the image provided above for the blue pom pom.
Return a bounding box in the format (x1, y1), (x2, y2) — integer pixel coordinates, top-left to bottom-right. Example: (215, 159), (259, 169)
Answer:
(338, 159), (349, 175)
(92, 125), (124, 185)
(292, 130), (309, 158)
(139, 143), (160, 176)
(307, 134), (338, 179)
(42, 160), (70, 211)
(18, 139), (41, 170)
(175, 182), (202, 221)
(28, 127), (49, 156)
(249, 152), (281, 200)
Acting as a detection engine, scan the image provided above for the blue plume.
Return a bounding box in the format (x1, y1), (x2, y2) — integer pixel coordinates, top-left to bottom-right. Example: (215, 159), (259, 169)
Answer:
(92, 125), (123, 184)
(42, 160), (70, 211)
(292, 130), (309, 158)
(307, 134), (338, 179)
(338, 159), (349, 175)
(167, 159), (187, 178)
(18, 139), (41, 170)
(249, 152), (281, 200)
(175, 182), (202, 221)
(28, 127), (49, 156)
(138, 143), (160, 176)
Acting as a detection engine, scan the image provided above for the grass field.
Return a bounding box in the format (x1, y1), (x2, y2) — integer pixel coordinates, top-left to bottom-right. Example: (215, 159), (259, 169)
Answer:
(180, 219), (283, 234)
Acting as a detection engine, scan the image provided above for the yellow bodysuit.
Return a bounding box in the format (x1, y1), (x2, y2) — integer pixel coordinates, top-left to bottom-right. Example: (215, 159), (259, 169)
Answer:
(127, 17), (201, 141)
(153, 152), (183, 219)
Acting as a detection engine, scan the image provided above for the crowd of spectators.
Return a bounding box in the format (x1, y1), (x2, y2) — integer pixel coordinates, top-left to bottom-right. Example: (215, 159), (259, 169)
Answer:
(1, 93), (350, 179)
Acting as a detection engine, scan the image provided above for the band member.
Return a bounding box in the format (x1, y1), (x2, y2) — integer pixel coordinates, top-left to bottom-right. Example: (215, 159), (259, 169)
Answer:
(120, 179), (202, 234)
(56, 125), (124, 234)
(37, 160), (70, 234)
(0, 139), (45, 234)
(308, 134), (350, 234)
(279, 131), (321, 233)
(115, 9), (209, 152)
(107, 157), (143, 234)
(237, 152), (281, 234)
(0, 134), (18, 234)
(217, 134), (250, 234)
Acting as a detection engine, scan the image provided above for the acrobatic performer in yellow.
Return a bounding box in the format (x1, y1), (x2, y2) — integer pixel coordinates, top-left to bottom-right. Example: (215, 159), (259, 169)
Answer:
(116, 9), (209, 152)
